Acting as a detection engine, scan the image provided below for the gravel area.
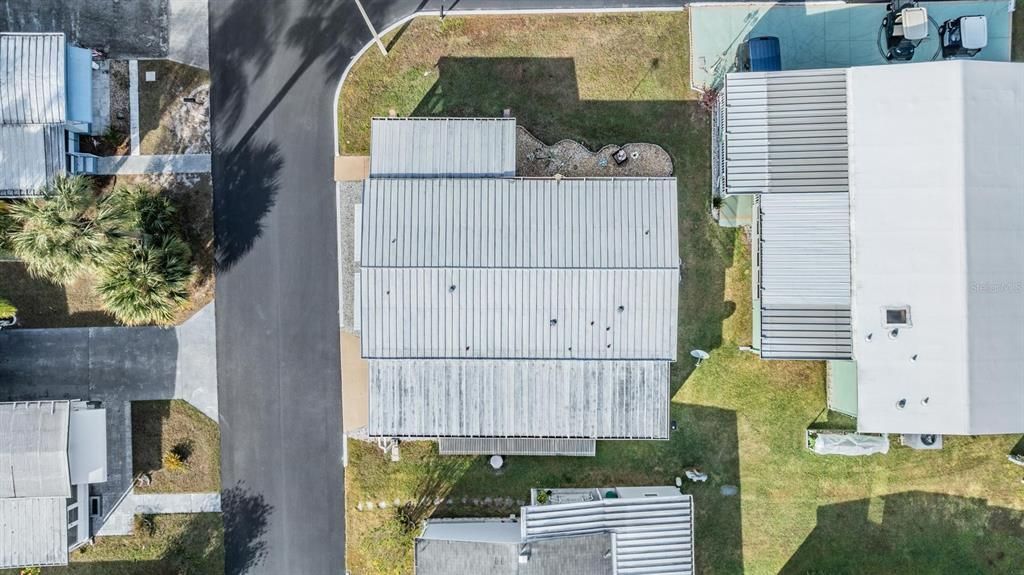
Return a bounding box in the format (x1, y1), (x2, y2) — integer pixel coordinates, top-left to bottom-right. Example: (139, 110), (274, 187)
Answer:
(516, 126), (673, 178)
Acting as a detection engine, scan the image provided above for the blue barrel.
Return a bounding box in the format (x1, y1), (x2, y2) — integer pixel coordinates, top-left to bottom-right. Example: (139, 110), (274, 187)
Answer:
(748, 36), (782, 72)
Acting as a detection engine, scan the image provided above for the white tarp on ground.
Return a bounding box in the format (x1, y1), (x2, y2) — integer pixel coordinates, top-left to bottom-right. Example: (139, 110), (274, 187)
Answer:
(811, 432), (889, 456)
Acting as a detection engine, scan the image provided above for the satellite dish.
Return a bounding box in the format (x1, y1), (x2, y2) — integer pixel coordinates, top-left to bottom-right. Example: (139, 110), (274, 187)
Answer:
(690, 349), (710, 367)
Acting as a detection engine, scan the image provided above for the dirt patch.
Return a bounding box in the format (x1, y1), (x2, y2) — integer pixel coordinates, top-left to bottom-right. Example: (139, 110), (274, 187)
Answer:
(138, 61), (210, 155)
(516, 126), (673, 177)
(132, 400), (220, 494)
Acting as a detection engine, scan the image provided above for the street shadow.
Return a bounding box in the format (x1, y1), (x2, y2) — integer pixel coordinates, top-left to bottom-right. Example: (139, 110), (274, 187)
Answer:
(221, 481), (274, 575)
(212, 138), (282, 272)
(409, 56), (737, 395)
(780, 492), (1024, 574)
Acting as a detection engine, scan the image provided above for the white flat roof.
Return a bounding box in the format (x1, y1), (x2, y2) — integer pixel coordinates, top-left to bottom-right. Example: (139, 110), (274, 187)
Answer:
(0, 400), (71, 498)
(849, 61), (1024, 434)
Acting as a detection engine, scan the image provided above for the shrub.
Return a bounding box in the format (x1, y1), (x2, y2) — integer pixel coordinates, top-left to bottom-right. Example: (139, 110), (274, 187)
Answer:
(170, 439), (195, 464)
(19, 567), (41, 575)
(0, 297), (16, 320)
(6, 175), (125, 285)
(163, 450), (188, 473)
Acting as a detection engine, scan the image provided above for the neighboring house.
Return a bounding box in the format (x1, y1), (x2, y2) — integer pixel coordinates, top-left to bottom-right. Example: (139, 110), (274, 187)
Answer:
(0, 400), (108, 570)
(712, 60), (1024, 435)
(415, 486), (694, 575)
(354, 117), (680, 456)
(0, 32), (97, 198)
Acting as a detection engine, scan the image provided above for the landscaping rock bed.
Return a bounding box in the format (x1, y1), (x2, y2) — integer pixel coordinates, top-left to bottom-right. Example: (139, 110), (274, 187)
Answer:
(516, 126), (673, 178)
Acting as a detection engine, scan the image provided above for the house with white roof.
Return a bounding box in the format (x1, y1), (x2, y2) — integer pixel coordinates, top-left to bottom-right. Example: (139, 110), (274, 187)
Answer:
(415, 486), (694, 575)
(352, 117), (680, 456)
(0, 32), (97, 198)
(713, 60), (1024, 436)
(0, 400), (108, 569)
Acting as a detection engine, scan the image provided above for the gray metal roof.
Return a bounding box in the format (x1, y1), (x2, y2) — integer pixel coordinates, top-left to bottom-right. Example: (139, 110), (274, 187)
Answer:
(0, 401), (71, 499)
(361, 268), (679, 359)
(370, 117), (516, 178)
(438, 437), (596, 456)
(0, 497), (68, 569)
(0, 33), (66, 125)
(758, 192), (852, 360)
(369, 359), (669, 439)
(724, 69), (848, 195)
(415, 533), (614, 575)
(360, 178), (679, 268)
(522, 493), (694, 575)
(0, 124), (65, 197)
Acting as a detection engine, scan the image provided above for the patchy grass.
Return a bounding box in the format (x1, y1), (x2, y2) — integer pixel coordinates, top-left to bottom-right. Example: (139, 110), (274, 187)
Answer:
(138, 61), (209, 155)
(132, 400), (220, 493)
(340, 12), (1024, 575)
(0, 174), (214, 327)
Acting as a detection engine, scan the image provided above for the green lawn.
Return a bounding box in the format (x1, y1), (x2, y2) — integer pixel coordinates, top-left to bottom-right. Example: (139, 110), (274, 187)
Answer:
(340, 12), (1024, 575)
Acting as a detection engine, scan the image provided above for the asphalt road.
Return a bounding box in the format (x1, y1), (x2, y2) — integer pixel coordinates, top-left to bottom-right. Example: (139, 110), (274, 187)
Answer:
(209, 1), (685, 573)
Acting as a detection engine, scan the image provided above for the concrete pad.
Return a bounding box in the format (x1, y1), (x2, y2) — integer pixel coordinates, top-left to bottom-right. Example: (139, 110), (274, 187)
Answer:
(335, 155), (370, 181)
(168, 0), (210, 70)
(341, 333), (368, 433)
(690, 1), (1012, 89)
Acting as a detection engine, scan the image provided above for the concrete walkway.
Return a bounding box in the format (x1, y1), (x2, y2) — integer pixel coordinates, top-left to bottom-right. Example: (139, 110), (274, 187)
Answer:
(0, 302), (218, 420)
(134, 492), (222, 513)
(94, 154), (212, 175)
(168, 0), (210, 70)
(129, 60), (141, 155)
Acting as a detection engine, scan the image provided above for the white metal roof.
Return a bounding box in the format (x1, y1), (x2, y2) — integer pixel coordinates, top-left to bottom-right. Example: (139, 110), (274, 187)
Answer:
(759, 192), (852, 359)
(724, 69), (848, 195)
(0, 497), (68, 569)
(370, 117), (516, 178)
(361, 178), (679, 268)
(0, 401), (71, 499)
(0, 124), (65, 197)
(360, 268), (679, 359)
(369, 359), (669, 439)
(69, 407), (107, 485)
(849, 61), (1024, 434)
(0, 33), (66, 125)
(522, 491), (694, 575)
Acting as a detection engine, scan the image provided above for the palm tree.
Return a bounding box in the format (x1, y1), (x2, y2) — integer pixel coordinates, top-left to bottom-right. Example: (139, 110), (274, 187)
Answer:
(95, 234), (192, 326)
(6, 174), (124, 285)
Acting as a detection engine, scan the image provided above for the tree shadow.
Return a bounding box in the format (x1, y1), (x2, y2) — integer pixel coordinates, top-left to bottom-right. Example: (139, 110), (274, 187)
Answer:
(212, 138), (283, 272)
(408, 56), (738, 396)
(780, 492), (1024, 575)
(221, 481), (274, 575)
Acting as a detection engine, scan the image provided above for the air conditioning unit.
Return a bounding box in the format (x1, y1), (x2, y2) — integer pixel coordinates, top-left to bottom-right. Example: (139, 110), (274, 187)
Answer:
(901, 434), (943, 450)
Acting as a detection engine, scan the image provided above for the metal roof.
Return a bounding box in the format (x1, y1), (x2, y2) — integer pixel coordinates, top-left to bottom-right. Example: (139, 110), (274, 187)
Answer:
(522, 492), (694, 575)
(360, 268), (679, 359)
(369, 359), (669, 439)
(0, 33), (66, 125)
(370, 117), (516, 178)
(415, 528), (613, 575)
(0, 124), (65, 197)
(758, 192), (852, 359)
(0, 497), (67, 569)
(849, 61), (1024, 435)
(438, 437), (596, 456)
(0, 401), (71, 499)
(361, 178), (679, 268)
(724, 69), (848, 194)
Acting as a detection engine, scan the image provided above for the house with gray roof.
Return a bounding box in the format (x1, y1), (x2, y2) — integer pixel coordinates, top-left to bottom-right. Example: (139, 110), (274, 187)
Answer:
(712, 60), (1024, 435)
(415, 486), (694, 575)
(0, 32), (97, 198)
(354, 117), (680, 456)
(0, 400), (108, 569)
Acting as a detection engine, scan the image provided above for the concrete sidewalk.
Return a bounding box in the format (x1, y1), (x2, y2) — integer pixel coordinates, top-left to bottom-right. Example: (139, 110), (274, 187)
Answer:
(0, 302), (218, 420)
(94, 154), (213, 175)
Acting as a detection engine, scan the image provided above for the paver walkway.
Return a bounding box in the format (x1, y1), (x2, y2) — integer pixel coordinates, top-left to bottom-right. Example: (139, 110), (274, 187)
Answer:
(0, 302), (217, 420)
(94, 153), (213, 175)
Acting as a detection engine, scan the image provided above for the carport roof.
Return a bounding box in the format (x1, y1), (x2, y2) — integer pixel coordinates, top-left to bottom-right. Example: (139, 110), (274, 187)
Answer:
(0, 400), (71, 499)
(0, 33), (66, 125)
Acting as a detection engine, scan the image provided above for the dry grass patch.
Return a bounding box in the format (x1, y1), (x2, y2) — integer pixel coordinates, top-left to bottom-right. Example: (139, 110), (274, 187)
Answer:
(132, 400), (220, 493)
